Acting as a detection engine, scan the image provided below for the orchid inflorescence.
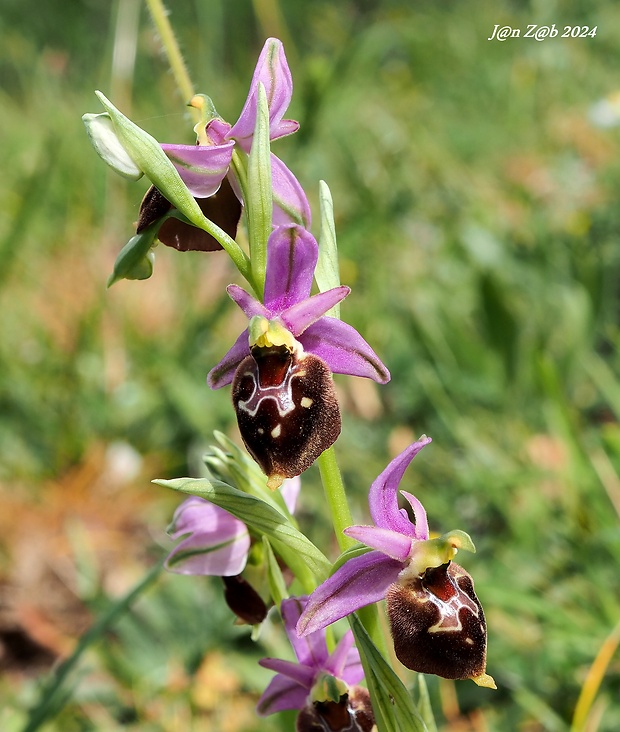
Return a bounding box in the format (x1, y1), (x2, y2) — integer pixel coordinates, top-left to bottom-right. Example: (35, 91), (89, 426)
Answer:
(84, 35), (494, 731)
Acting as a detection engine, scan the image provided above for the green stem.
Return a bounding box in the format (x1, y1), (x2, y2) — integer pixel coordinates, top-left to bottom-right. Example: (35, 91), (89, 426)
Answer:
(192, 211), (256, 291)
(317, 446), (356, 552)
(23, 561), (163, 732)
(317, 447), (388, 655)
(144, 0), (198, 118)
(230, 149), (249, 204)
(357, 604), (389, 657)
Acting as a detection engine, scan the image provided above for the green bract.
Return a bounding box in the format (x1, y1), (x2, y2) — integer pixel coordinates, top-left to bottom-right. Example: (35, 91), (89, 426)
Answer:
(153, 476), (330, 589)
(82, 112), (143, 180)
(316, 180), (342, 319)
(246, 82), (273, 298)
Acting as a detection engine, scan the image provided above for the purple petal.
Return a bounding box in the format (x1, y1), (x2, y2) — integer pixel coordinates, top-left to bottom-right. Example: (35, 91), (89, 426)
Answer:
(165, 532), (249, 576)
(299, 318), (391, 383)
(281, 287), (350, 337)
(282, 596), (328, 668)
(343, 525), (412, 562)
(167, 496), (233, 538)
(400, 490), (429, 540)
(205, 118), (231, 145)
(263, 225), (318, 313)
(207, 328), (250, 389)
(225, 167), (244, 208)
(342, 646), (365, 686)
(368, 438), (432, 535)
(323, 632), (365, 686)
(165, 499), (250, 576)
(271, 154), (311, 229)
(228, 38), (297, 153)
(281, 476), (301, 514)
(258, 658), (315, 688)
(256, 673), (309, 716)
(296, 551), (404, 636)
(227, 284), (269, 319)
(161, 142), (234, 197)
(273, 119), (299, 139)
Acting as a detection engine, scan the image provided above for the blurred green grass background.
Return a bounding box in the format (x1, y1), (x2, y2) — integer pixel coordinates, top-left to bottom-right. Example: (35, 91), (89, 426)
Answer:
(1, 0), (620, 729)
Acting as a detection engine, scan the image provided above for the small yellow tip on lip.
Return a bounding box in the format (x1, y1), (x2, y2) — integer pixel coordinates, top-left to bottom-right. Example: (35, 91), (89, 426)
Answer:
(267, 474), (285, 491)
(471, 672), (497, 690)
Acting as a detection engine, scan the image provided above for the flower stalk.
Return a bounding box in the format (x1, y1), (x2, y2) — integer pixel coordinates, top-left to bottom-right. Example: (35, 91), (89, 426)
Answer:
(144, 0), (197, 120)
(317, 447), (355, 553)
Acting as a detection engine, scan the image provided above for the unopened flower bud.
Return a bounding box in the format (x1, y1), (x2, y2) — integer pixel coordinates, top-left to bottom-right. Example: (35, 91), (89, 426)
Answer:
(386, 561), (495, 688)
(232, 344), (341, 489)
(222, 574), (268, 625)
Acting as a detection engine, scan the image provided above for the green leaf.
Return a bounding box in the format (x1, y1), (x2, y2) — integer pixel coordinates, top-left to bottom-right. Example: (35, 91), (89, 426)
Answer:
(246, 82), (273, 298)
(315, 180), (341, 318)
(262, 536), (288, 606)
(153, 477), (330, 585)
(349, 612), (428, 732)
(205, 431), (295, 520)
(416, 675), (438, 732)
(107, 222), (158, 287)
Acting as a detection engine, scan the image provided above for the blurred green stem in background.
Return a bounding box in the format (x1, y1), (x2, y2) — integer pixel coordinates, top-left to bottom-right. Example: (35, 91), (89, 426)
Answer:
(23, 561), (163, 732)
(571, 617), (620, 732)
(144, 0), (198, 121)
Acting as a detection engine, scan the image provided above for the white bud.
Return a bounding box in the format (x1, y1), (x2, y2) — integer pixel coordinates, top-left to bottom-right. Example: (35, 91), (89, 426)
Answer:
(82, 112), (143, 180)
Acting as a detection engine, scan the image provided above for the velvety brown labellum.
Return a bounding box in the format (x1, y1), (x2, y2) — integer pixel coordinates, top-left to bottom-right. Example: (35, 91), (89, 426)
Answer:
(386, 561), (488, 681)
(232, 347), (341, 484)
(296, 688), (376, 732)
(136, 178), (241, 252)
(222, 574), (268, 625)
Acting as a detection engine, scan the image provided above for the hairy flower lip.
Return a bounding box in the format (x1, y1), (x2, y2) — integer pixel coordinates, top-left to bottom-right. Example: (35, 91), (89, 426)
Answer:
(387, 561), (493, 685)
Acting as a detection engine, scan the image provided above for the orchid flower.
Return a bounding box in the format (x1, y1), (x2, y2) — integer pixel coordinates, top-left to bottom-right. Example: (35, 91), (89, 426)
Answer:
(165, 496), (250, 577)
(84, 38), (309, 261)
(257, 596), (374, 731)
(159, 37), (311, 234)
(208, 224), (390, 389)
(207, 223), (390, 487)
(165, 477), (300, 576)
(297, 437), (495, 687)
(165, 478), (300, 625)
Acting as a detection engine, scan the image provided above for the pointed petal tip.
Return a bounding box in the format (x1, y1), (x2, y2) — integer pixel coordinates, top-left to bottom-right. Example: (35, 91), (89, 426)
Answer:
(472, 673), (497, 690)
